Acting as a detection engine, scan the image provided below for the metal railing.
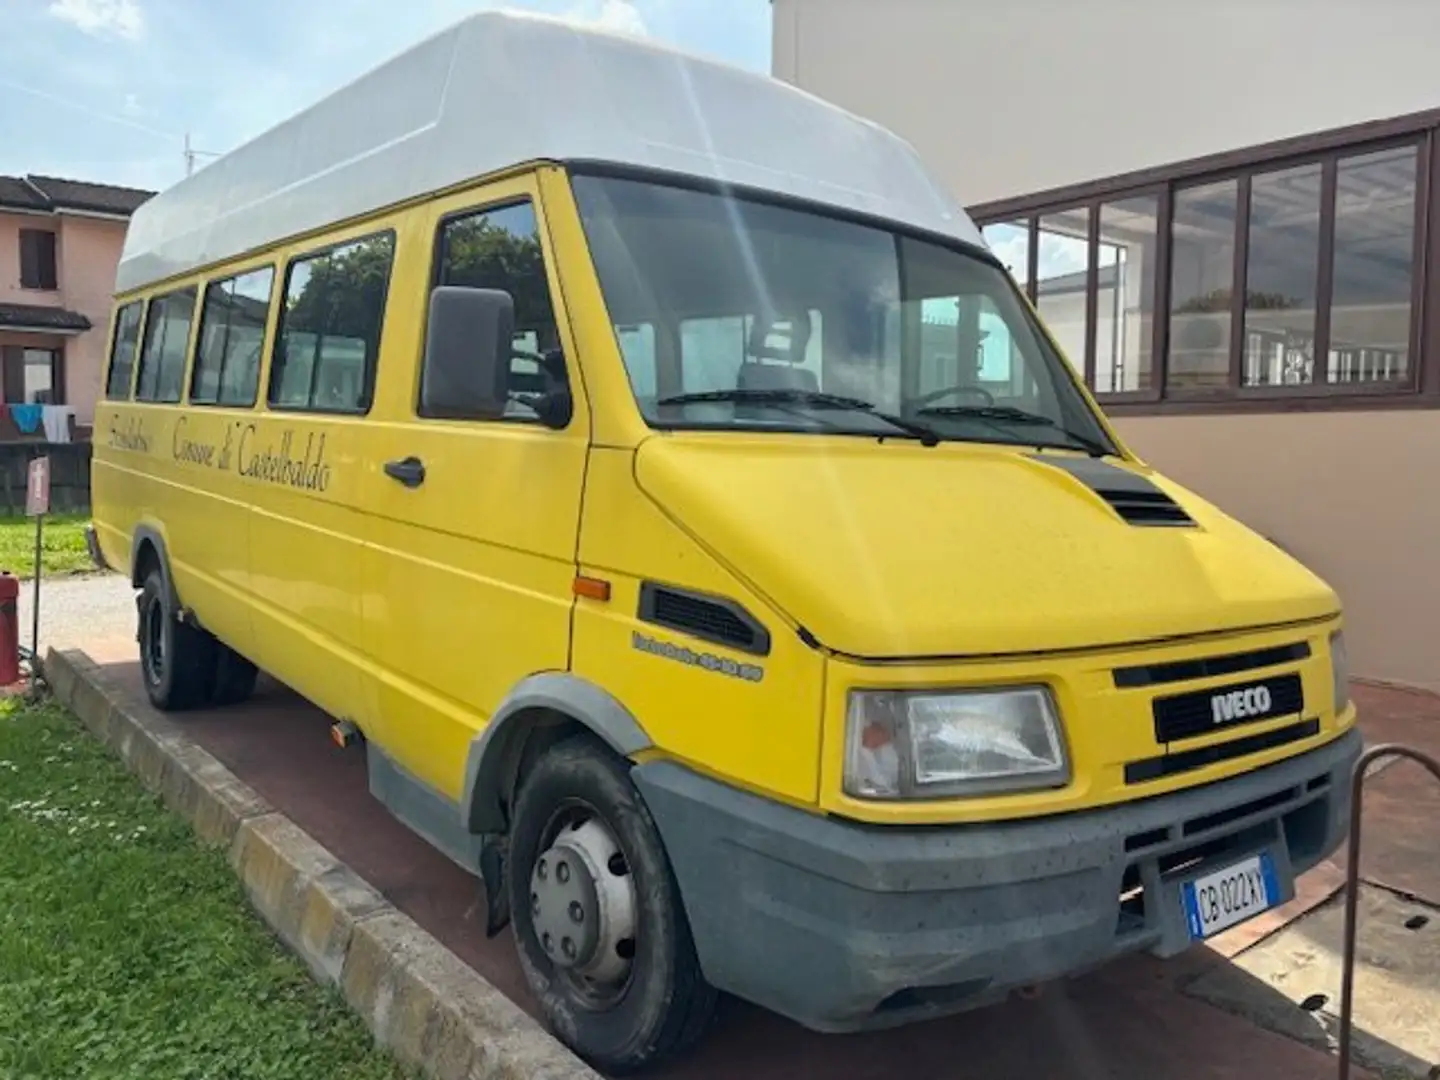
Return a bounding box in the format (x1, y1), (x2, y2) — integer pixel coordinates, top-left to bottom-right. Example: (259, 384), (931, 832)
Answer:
(1336, 742), (1440, 1080)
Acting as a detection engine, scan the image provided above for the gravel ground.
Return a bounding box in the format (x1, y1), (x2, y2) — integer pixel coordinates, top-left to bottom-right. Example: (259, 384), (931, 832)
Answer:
(17, 571), (136, 658)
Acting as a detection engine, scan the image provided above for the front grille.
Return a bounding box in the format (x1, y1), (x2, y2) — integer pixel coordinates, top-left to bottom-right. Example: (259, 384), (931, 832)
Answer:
(1113, 641), (1311, 689)
(1125, 718), (1320, 784)
(1153, 672), (1304, 743)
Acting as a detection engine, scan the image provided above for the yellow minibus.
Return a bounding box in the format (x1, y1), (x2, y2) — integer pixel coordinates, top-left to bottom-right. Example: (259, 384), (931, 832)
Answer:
(89, 11), (1360, 1073)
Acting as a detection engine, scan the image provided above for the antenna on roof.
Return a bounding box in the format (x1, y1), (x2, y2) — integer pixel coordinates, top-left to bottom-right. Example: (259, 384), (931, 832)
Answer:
(183, 132), (222, 177)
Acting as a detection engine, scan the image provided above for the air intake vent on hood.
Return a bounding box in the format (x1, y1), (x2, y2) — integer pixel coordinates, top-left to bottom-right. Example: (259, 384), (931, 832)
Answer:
(1100, 486), (1194, 526)
(638, 583), (772, 656)
(1029, 454), (1196, 528)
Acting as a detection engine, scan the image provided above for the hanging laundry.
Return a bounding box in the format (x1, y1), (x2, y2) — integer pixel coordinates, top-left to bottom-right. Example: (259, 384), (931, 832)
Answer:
(8, 404), (43, 435)
(41, 405), (73, 444)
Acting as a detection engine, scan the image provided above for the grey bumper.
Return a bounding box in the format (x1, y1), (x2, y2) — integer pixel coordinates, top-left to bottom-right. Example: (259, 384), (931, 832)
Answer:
(632, 726), (1361, 1032)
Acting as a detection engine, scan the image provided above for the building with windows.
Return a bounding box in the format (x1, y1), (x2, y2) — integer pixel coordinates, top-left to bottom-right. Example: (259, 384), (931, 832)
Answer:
(0, 174), (154, 438)
(772, 0), (1440, 690)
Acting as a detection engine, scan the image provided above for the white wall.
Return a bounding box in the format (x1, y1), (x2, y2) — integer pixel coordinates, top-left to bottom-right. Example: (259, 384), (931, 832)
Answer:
(773, 0), (1440, 205)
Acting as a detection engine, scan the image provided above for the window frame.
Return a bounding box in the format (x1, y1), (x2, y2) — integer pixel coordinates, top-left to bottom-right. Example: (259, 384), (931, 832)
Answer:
(105, 299), (146, 401)
(189, 262), (277, 409)
(267, 228), (396, 417)
(18, 228), (58, 291)
(421, 195), (567, 425)
(971, 119), (1435, 415)
(133, 285), (200, 405)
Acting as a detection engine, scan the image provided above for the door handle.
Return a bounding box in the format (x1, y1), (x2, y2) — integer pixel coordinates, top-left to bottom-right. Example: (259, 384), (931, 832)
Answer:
(384, 456), (426, 488)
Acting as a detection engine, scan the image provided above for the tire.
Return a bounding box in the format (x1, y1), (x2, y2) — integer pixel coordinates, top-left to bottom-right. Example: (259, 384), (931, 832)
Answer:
(507, 736), (717, 1074)
(137, 568), (216, 711)
(210, 645), (258, 707)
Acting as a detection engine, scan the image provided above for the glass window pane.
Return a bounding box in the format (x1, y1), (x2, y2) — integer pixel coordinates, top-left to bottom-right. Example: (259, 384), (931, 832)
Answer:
(1243, 163), (1322, 387)
(1035, 209), (1090, 379)
(218, 267), (273, 406)
(1168, 180), (1238, 391)
(135, 289), (196, 404)
(106, 301), (143, 400)
(271, 233), (393, 413)
(21, 349), (55, 403)
(1328, 145), (1417, 385)
(1095, 197), (1158, 394)
(435, 201), (562, 420)
(982, 220), (1031, 294)
(616, 323), (657, 396)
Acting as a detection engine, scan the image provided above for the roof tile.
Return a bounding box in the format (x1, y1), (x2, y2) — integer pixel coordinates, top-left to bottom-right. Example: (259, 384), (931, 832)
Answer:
(0, 174), (155, 216)
(0, 303), (93, 333)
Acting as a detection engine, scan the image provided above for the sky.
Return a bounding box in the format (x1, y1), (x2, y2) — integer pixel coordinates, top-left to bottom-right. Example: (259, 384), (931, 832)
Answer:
(0, 0), (772, 193)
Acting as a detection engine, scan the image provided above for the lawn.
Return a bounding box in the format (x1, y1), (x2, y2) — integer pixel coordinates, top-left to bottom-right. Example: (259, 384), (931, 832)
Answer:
(0, 697), (411, 1080)
(0, 514), (94, 580)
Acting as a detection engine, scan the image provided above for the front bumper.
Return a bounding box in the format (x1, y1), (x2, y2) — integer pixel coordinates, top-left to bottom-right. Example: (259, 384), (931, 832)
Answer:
(632, 725), (1361, 1032)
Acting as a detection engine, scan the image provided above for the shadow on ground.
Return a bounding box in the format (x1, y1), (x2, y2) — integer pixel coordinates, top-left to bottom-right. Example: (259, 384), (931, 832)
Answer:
(82, 651), (1437, 1080)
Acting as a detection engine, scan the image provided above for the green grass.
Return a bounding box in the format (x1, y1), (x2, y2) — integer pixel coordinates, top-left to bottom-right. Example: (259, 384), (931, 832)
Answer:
(0, 698), (412, 1080)
(0, 514), (93, 580)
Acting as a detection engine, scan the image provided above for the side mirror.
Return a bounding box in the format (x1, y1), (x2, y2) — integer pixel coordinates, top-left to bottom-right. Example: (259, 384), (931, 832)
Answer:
(420, 285), (514, 419)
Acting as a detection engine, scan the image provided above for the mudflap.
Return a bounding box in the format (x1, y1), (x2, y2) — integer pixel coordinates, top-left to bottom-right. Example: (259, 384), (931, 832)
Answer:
(480, 833), (511, 937)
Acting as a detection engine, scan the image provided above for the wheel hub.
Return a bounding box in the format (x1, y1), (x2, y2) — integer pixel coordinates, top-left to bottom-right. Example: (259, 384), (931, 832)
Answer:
(530, 817), (635, 985)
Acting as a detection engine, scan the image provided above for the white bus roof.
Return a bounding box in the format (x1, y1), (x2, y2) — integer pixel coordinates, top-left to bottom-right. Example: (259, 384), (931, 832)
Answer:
(115, 9), (983, 294)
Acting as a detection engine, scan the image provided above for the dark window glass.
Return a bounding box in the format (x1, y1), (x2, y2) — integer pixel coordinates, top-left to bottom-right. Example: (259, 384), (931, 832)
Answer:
(1328, 145), (1417, 384)
(432, 200), (562, 420)
(1243, 163), (1322, 387)
(1035, 209), (1091, 379)
(1168, 180), (1239, 391)
(572, 175), (1114, 455)
(105, 301), (144, 399)
(192, 266), (274, 407)
(1095, 196), (1159, 394)
(135, 288), (197, 403)
(18, 230), (58, 290)
(270, 233), (393, 413)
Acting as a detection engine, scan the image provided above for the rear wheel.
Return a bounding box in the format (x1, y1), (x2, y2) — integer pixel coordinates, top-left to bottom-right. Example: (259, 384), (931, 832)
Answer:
(137, 568), (216, 711)
(507, 736), (716, 1073)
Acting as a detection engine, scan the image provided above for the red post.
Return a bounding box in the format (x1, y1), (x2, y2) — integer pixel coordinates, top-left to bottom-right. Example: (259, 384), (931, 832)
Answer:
(0, 572), (20, 686)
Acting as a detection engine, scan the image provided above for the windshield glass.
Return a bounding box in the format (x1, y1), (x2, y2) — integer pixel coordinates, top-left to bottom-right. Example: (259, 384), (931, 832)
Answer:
(571, 174), (1114, 455)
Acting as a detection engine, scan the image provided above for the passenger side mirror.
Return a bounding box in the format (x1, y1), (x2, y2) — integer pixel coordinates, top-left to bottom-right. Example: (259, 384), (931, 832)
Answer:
(420, 286), (514, 419)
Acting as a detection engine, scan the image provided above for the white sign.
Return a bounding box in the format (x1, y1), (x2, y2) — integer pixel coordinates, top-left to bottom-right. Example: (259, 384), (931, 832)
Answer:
(25, 456), (50, 518)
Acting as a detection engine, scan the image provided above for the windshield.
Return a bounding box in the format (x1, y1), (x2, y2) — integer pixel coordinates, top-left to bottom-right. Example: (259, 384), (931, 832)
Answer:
(571, 173), (1115, 455)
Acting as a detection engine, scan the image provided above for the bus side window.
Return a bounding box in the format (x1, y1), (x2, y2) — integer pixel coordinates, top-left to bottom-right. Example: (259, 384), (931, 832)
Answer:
(191, 265), (275, 407)
(105, 300), (145, 400)
(134, 287), (198, 404)
(269, 232), (394, 414)
(432, 199), (562, 422)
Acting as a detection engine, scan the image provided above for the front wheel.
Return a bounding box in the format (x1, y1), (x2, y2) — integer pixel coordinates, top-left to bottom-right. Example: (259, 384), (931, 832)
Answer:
(507, 736), (717, 1074)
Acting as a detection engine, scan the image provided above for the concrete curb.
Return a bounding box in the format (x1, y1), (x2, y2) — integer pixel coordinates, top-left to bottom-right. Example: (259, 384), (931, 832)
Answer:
(45, 646), (601, 1080)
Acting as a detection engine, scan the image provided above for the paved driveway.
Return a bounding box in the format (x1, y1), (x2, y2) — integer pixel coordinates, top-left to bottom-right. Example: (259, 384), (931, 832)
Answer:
(80, 632), (1420, 1080)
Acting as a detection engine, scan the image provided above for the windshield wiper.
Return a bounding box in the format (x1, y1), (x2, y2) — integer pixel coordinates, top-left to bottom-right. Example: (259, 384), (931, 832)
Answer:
(655, 388), (942, 446)
(914, 404), (1111, 457)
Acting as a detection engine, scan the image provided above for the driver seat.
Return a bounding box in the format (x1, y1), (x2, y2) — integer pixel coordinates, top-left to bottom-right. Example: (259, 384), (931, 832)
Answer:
(736, 311), (818, 393)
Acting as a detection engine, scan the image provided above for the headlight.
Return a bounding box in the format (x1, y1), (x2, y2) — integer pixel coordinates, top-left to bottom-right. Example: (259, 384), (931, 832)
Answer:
(843, 686), (1069, 800)
(1330, 629), (1350, 714)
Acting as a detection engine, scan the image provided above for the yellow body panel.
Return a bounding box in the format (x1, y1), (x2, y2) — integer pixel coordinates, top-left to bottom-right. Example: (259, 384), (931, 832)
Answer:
(90, 161), (1354, 834)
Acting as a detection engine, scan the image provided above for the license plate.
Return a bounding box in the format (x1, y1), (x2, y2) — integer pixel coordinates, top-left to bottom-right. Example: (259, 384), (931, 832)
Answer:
(1181, 852), (1279, 939)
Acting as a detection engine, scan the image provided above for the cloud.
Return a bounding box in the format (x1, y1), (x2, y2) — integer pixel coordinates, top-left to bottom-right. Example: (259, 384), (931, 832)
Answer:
(46, 0), (144, 40)
(563, 0), (647, 35)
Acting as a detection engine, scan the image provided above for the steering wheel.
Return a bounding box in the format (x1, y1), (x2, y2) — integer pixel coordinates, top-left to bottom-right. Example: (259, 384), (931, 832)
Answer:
(910, 383), (995, 408)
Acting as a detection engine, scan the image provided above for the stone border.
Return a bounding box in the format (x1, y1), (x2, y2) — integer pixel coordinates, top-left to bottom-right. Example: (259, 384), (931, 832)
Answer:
(45, 647), (601, 1080)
